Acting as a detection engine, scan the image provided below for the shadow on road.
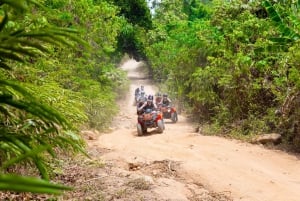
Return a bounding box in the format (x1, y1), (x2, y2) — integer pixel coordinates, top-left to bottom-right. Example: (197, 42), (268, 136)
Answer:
(134, 129), (164, 137)
(163, 121), (177, 125)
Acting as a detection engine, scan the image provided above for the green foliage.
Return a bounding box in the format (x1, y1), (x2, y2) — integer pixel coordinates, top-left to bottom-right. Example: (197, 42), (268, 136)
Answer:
(0, 0), (89, 194)
(183, 0), (212, 21)
(28, 82), (88, 125)
(0, 0), (133, 195)
(109, 0), (152, 29)
(0, 174), (71, 194)
(0, 0), (130, 195)
(106, 0), (152, 61)
(84, 90), (118, 130)
(262, 0), (300, 50)
(23, 0), (128, 132)
(143, 0), (300, 149)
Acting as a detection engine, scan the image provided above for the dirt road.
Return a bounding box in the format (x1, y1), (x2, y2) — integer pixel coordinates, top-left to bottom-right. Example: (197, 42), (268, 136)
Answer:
(92, 59), (300, 201)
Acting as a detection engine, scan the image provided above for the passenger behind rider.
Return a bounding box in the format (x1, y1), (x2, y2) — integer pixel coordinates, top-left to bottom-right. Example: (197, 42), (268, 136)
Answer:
(135, 85), (145, 96)
(158, 93), (172, 107)
(155, 92), (162, 105)
(137, 91), (147, 106)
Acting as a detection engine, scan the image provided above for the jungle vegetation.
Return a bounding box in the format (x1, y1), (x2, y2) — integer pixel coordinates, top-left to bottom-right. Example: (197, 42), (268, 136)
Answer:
(1, 0), (300, 195)
(0, 0), (128, 194)
(144, 0), (300, 150)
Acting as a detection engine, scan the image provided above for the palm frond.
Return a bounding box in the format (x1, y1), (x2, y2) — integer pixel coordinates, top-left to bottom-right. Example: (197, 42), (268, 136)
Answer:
(0, 12), (8, 32)
(0, 0), (28, 11)
(0, 174), (71, 194)
(1, 0), (43, 11)
(0, 0), (88, 195)
(263, 0), (282, 23)
(0, 62), (11, 70)
(263, 0), (300, 42)
(1, 139), (49, 170)
(0, 51), (25, 63)
(0, 80), (70, 128)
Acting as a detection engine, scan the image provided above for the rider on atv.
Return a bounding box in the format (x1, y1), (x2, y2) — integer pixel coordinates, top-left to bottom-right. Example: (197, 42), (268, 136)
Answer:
(157, 93), (177, 122)
(136, 95), (164, 135)
(158, 93), (172, 106)
(137, 95), (157, 115)
(135, 85), (144, 97)
(138, 95), (157, 111)
(137, 91), (147, 102)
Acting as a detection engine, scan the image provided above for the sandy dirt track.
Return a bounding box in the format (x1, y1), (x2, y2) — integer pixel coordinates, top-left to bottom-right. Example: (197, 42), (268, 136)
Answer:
(91, 59), (300, 201)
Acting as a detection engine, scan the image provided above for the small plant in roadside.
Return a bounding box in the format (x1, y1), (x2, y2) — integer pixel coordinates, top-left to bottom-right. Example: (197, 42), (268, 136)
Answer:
(127, 178), (151, 190)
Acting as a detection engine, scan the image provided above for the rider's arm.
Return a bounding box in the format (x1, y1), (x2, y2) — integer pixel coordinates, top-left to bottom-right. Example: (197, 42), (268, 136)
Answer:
(138, 102), (146, 111)
(153, 102), (158, 110)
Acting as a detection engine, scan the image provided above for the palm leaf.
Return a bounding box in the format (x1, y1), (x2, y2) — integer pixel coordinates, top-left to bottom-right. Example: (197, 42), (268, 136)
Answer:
(0, 0), (28, 11)
(16, 30), (85, 48)
(0, 105), (9, 115)
(263, 0), (282, 23)
(57, 134), (88, 157)
(10, 29), (25, 36)
(1, 0), (43, 11)
(0, 46), (39, 58)
(0, 62), (11, 70)
(3, 98), (66, 127)
(0, 80), (70, 128)
(0, 51), (25, 63)
(0, 174), (71, 194)
(17, 39), (50, 53)
(269, 37), (293, 43)
(0, 12), (8, 32)
(1, 139), (49, 171)
(263, 0), (300, 42)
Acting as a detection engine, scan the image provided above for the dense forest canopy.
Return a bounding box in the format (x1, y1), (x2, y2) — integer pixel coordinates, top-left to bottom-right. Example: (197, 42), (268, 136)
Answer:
(0, 0), (300, 195)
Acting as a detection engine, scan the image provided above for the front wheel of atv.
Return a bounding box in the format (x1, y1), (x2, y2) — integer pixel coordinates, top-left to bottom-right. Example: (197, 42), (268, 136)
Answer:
(171, 112), (178, 123)
(137, 123), (143, 136)
(157, 120), (164, 133)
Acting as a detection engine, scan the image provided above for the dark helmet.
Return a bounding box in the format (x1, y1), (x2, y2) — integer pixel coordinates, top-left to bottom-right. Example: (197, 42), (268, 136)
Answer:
(147, 95), (154, 101)
(163, 93), (168, 98)
(156, 92), (161, 97)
